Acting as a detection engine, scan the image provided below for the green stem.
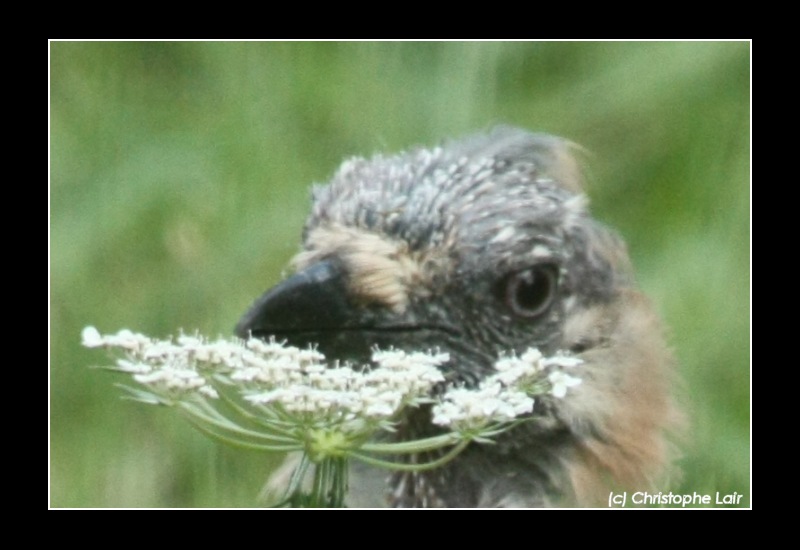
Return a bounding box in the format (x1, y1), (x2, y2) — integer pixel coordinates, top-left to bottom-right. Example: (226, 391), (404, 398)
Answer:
(178, 402), (301, 446)
(311, 460), (326, 507)
(333, 456), (348, 507)
(305, 456), (349, 508)
(350, 439), (470, 472)
(211, 383), (309, 432)
(285, 453), (311, 498)
(184, 416), (303, 452)
(360, 432), (462, 454)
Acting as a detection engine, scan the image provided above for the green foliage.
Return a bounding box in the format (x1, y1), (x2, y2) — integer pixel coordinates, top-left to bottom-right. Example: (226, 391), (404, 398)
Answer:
(50, 41), (750, 507)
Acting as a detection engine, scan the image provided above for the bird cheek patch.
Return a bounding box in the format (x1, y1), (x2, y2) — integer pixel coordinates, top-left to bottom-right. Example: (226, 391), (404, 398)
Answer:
(291, 225), (432, 313)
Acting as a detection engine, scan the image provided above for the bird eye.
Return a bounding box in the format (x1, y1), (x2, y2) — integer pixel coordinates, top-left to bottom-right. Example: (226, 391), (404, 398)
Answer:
(500, 266), (558, 318)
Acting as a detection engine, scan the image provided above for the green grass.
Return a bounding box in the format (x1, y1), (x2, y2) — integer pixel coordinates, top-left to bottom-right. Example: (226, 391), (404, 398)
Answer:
(50, 41), (750, 507)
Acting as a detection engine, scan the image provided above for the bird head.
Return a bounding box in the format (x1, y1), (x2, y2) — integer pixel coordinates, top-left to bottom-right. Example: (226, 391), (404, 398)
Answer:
(235, 127), (680, 507)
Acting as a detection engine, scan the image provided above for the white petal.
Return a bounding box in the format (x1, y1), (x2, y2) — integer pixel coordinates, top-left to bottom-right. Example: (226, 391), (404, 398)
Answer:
(81, 326), (104, 348)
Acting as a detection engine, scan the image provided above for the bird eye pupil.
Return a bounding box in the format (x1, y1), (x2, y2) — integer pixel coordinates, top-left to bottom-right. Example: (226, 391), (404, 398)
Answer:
(503, 266), (557, 318)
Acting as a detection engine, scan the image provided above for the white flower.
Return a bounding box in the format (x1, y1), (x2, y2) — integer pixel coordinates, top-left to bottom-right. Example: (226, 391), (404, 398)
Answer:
(244, 337), (286, 355)
(85, 327), (583, 467)
(360, 389), (403, 418)
(176, 334), (203, 349)
(432, 384), (534, 429)
(547, 370), (582, 398)
(229, 366), (263, 383)
(541, 355), (583, 369)
(293, 348), (326, 366)
(142, 341), (182, 360)
(197, 385), (219, 399)
(81, 326), (104, 348)
(115, 359), (152, 374)
(106, 329), (151, 351)
(430, 347), (581, 429)
(431, 401), (461, 426)
(201, 340), (245, 366)
(487, 360), (535, 386)
(372, 349), (449, 371)
(245, 387), (291, 406)
(134, 367), (209, 394)
(520, 348), (544, 365)
(494, 355), (527, 372)
(309, 367), (358, 390)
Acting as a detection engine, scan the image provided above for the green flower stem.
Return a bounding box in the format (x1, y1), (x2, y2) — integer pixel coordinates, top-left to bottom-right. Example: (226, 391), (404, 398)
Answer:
(308, 456), (348, 508)
(189, 400), (302, 443)
(360, 432), (462, 454)
(351, 439), (470, 472)
(185, 416), (303, 452)
(310, 458), (327, 507)
(116, 383), (166, 405)
(178, 402), (302, 447)
(212, 379), (315, 431)
(334, 456), (348, 506)
(462, 419), (529, 440)
(210, 381), (307, 432)
(286, 453), (312, 497)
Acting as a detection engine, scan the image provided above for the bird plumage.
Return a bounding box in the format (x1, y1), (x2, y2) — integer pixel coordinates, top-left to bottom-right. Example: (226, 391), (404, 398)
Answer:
(236, 127), (681, 507)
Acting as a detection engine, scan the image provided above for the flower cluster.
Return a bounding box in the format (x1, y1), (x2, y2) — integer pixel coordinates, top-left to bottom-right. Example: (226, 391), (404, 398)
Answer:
(83, 325), (583, 505)
(83, 325), (582, 433)
(431, 348), (582, 430)
(82, 326), (222, 400)
(241, 348), (448, 423)
(82, 326), (449, 426)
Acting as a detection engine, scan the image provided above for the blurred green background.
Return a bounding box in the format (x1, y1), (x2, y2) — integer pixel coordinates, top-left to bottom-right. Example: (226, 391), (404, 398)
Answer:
(50, 41), (750, 507)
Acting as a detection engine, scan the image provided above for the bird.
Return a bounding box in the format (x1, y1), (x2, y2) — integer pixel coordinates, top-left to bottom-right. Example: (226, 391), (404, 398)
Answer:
(235, 126), (682, 507)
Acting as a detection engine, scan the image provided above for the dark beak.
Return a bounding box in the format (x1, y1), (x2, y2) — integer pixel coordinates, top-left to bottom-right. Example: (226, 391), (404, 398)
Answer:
(235, 260), (353, 338)
(235, 260), (377, 361)
(235, 259), (461, 364)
